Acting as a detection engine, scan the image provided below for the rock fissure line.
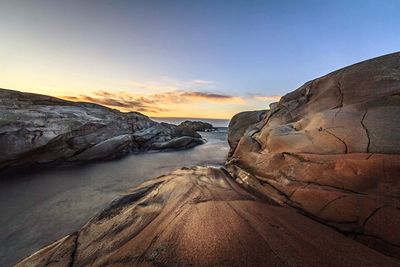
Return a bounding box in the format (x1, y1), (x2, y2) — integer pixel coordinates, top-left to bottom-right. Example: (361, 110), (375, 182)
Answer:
(315, 195), (349, 214)
(360, 109), (371, 153)
(323, 128), (348, 153)
(275, 170), (368, 195)
(335, 71), (345, 108)
(361, 205), (392, 229)
(68, 232), (79, 267)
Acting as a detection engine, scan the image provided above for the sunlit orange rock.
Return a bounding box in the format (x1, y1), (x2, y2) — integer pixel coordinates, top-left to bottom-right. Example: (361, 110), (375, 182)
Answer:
(15, 167), (398, 267)
(227, 52), (400, 259)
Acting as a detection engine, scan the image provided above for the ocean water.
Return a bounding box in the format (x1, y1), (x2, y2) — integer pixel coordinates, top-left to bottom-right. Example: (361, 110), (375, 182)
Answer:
(0, 128), (229, 266)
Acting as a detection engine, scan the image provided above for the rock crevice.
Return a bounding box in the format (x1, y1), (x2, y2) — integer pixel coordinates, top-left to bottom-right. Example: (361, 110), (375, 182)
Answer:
(360, 109), (371, 153)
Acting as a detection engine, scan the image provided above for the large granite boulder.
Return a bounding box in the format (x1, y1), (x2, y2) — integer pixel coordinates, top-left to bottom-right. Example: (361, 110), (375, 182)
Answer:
(227, 52), (400, 259)
(0, 89), (204, 172)
(16, 167), (398, 267)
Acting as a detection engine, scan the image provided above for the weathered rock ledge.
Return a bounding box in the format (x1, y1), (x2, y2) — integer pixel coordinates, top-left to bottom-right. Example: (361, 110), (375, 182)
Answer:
(0, 89), (204, 173)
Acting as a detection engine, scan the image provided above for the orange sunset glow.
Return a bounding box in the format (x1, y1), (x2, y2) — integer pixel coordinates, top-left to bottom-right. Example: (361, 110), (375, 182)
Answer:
(0, 72), (280, 118)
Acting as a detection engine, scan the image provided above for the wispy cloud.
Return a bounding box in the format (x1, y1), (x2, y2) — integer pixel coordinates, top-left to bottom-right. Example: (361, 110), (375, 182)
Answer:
(191, 79), (215, 85)
(60, 77), (280, 117)
(125, 77), (216, 92)
(63, 93), (168, 113)
(62, 89), (243, 114)
(252, 95), (281, 102)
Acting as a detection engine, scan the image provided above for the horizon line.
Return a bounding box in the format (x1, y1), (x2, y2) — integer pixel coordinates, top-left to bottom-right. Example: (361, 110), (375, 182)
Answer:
(151, 116), (231, 120)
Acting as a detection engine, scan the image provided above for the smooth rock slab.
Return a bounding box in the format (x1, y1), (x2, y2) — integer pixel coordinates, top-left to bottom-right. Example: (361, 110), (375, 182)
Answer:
(16, 167), (399, 267)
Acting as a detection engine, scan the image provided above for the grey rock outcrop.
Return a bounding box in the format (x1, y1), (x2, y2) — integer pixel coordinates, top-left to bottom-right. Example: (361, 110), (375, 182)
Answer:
(178, 120), (216, 132)
(0, 89), (204, 172)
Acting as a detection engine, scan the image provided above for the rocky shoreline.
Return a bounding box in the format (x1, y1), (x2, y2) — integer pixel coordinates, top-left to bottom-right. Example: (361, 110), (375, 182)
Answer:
(0, 89), (205, 173)
(14, 52), (400, 266)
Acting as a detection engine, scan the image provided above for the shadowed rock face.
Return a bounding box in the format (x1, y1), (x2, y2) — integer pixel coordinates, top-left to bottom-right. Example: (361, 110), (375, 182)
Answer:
(227, 52), (400, 259)
(0, 89), (204, 172)
(15, 167), (399, 267)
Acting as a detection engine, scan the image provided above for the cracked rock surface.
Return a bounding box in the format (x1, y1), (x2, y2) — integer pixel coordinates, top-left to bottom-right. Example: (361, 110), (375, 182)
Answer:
(15, 167), (398, 267)
(0, 89), (204, 172)
(227, 52), (400, 260)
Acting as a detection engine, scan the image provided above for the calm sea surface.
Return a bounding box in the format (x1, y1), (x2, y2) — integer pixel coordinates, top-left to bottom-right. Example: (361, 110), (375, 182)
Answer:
(0, 125), (229, 266)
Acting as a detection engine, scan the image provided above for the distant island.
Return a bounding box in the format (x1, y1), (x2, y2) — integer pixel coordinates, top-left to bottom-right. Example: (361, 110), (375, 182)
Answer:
(178, 120), (217, 132)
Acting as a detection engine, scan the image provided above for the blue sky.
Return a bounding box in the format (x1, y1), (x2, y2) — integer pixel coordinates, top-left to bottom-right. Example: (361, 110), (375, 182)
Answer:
(0, 0), (399, 118)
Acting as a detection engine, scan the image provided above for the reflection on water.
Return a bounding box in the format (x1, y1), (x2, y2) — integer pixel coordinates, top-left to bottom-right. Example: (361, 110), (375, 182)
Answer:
(0, 129), (229, 266)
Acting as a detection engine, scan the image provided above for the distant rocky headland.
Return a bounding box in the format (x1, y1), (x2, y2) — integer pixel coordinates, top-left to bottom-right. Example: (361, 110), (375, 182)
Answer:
(178, 120), (217, 132)
(0, 89), (205, 173)
(15, 52), (400, 266)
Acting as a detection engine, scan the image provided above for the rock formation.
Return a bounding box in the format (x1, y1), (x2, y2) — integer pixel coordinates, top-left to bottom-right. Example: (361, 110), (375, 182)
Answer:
(16, 167), (399, 267)
(14, 52), (400, 266)
(227, 51), (400, 259)
(178, 120), (216, 132)
(0, 89), (204, 172)
(227, 110), (267, 156)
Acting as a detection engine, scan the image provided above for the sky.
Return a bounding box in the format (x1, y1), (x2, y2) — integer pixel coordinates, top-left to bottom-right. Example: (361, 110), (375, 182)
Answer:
(0, 0), (399, 119)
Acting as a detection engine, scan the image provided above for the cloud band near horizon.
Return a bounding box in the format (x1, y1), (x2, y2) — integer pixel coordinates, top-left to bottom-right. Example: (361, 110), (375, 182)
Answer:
(61, 90), (281, 118)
